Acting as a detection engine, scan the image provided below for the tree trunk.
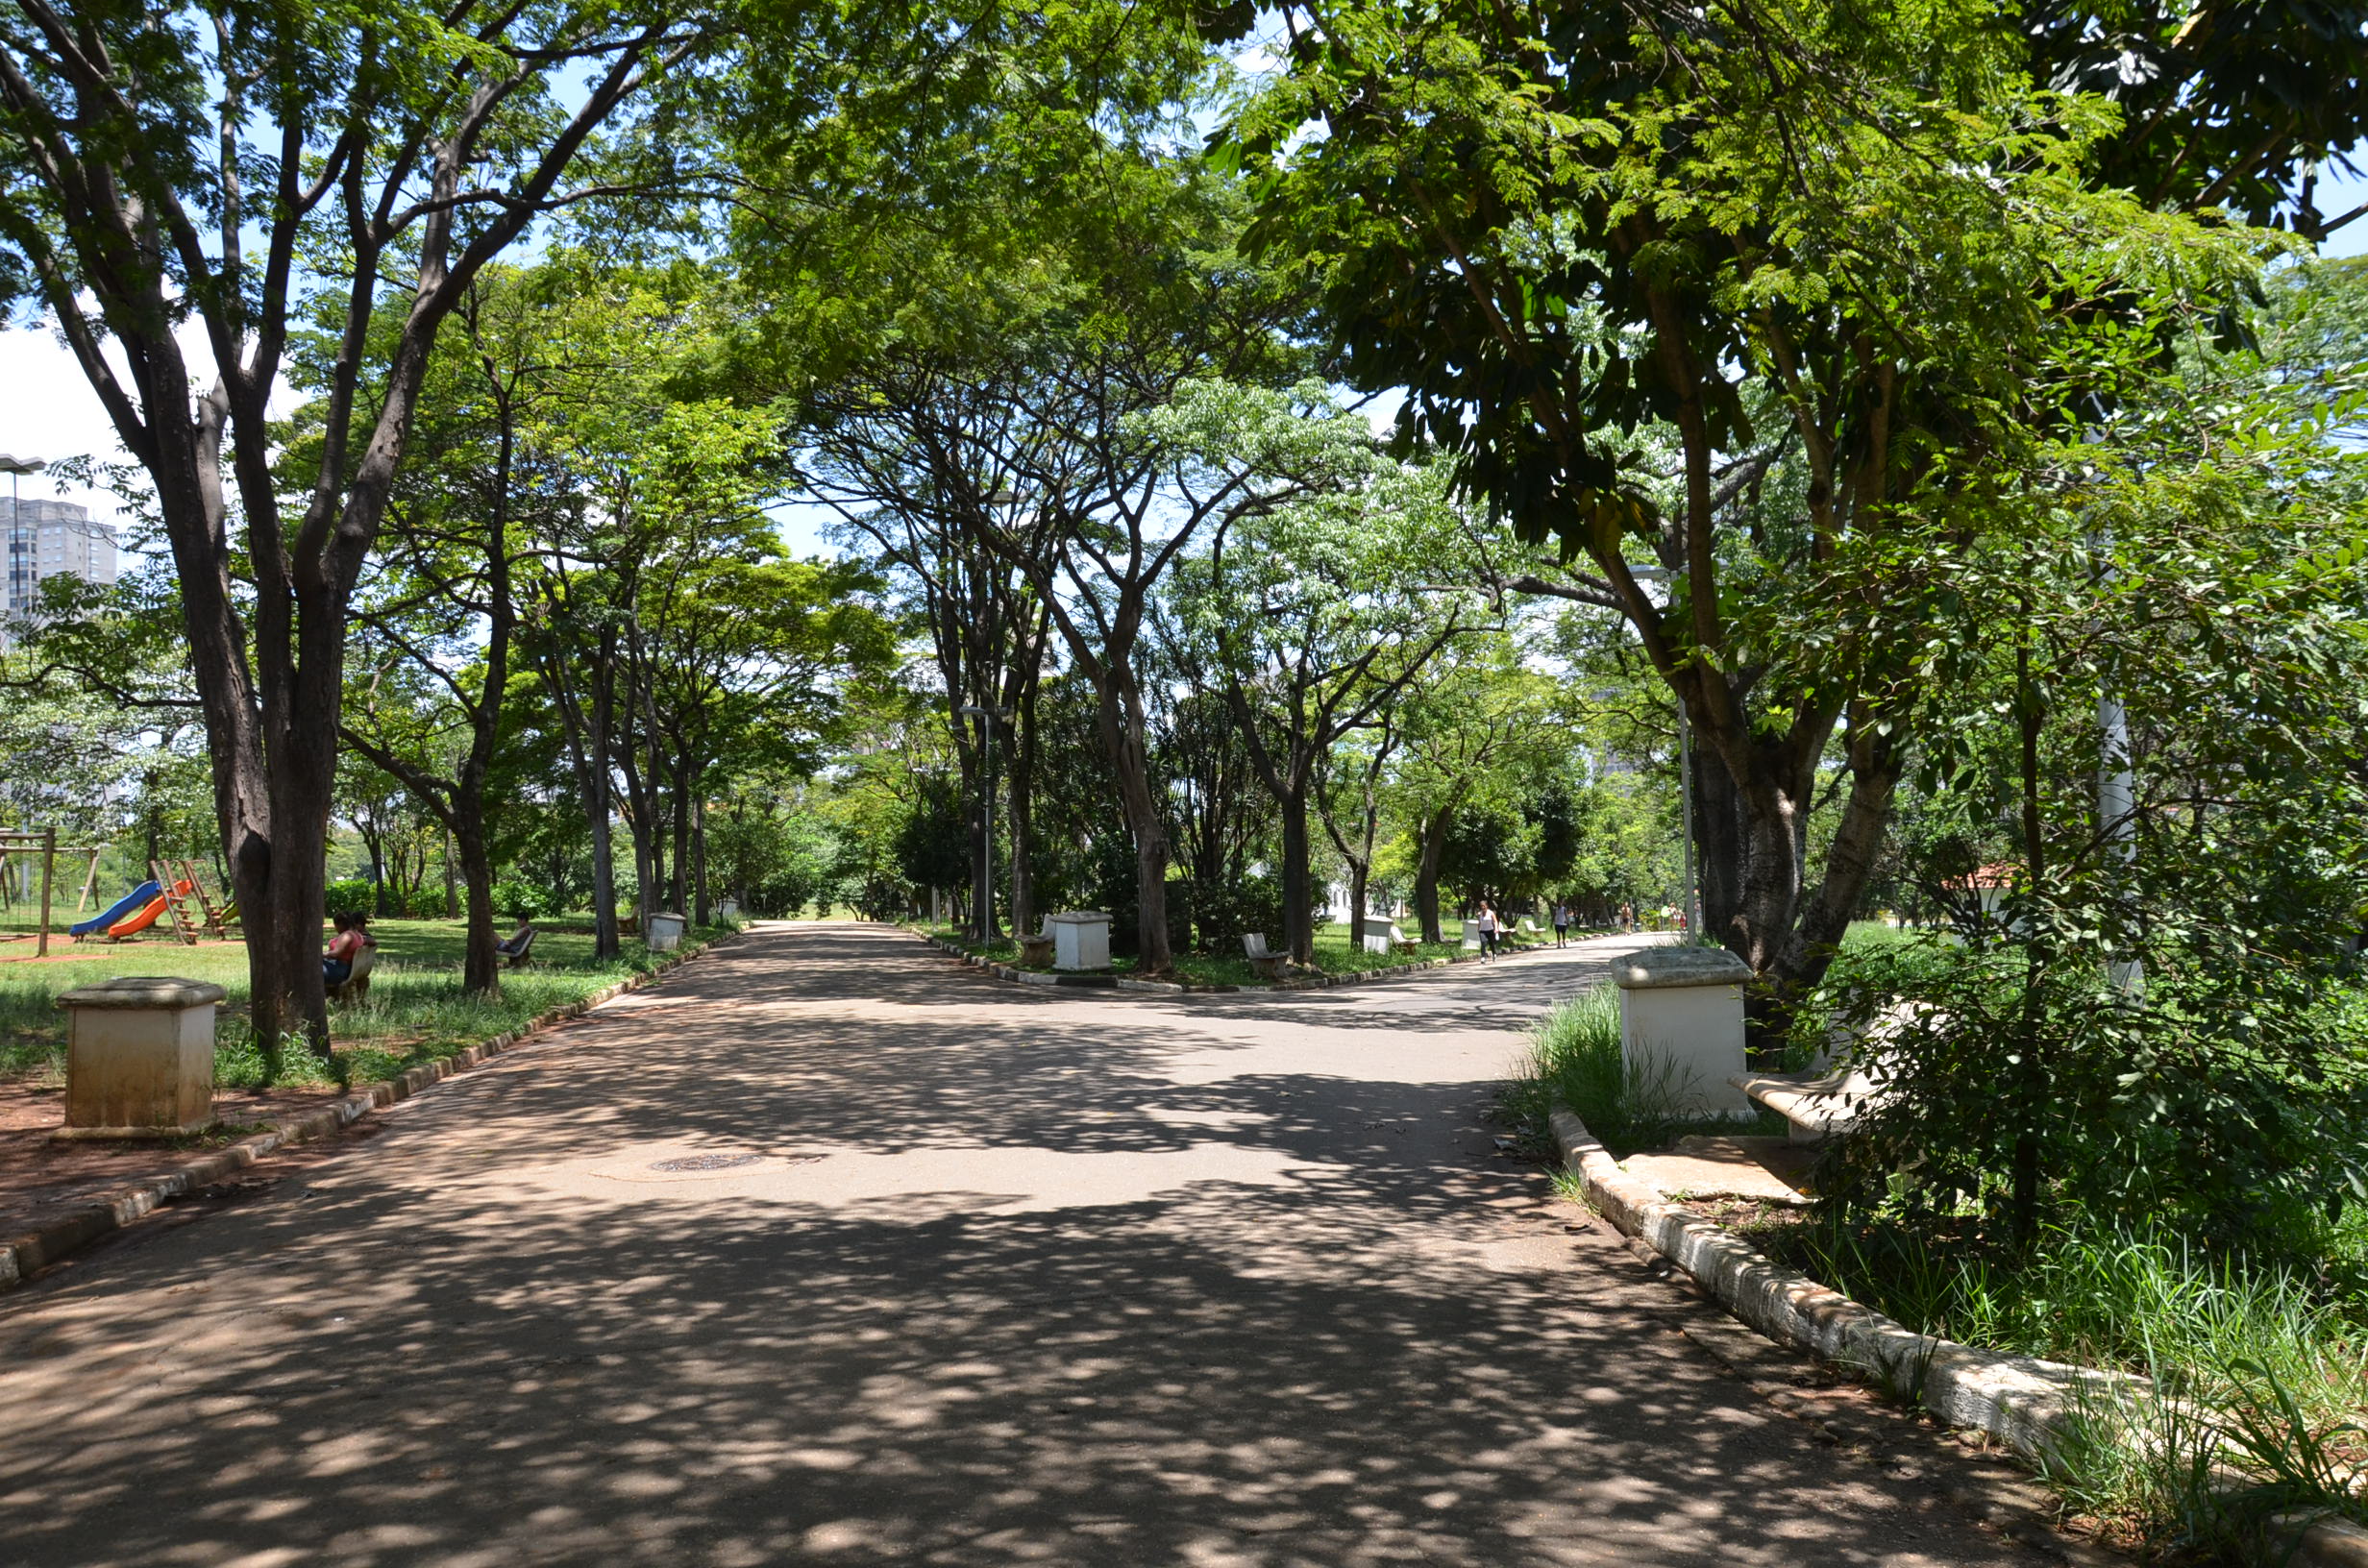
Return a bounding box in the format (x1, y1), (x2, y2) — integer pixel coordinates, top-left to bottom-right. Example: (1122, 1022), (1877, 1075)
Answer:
(1097, 671), (1172, 975)
(455, 798), (501, 999)
(1279, 785), (1315, 966)
(620, 747), (655, 927)
(1415, 806), (1450, 944)
(669, 756), (692, 915)
(363, 826), (389, 919)
(693, 796), (709, 926)
(1695, 753), (1745, 949)
(443, 827), (459, 919)
(967, 717), (999, 943)
(1008, 708), (1037, 942)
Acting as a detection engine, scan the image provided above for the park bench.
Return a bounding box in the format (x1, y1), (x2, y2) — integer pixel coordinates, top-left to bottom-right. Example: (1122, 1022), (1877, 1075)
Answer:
(1243, 932), (1288, 981)
(500, 926), (538, 968)
(1731, 998), (1931, 1141)
(1514, 917), (1546, 943)
(1019, 927), (1054, 967)
(1727, 1066), (1889, 1144)
(328, 943), (377, 1005)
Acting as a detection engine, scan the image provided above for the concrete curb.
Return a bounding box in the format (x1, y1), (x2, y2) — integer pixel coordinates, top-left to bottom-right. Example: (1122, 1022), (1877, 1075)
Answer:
(0, 931), (736, 1294)
(1548, 1105), (2368, 1565)
(909, 926), (1582, 996)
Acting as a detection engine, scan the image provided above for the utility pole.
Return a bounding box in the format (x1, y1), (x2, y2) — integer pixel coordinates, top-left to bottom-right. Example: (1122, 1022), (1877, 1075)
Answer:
(957, 703), (1010, 944)
(0, 454), (45, 625)
(1631, 566), (1701, 941)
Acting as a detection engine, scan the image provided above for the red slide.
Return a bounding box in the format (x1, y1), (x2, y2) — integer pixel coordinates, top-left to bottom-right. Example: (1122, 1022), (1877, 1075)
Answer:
(108, 880), (190, 940)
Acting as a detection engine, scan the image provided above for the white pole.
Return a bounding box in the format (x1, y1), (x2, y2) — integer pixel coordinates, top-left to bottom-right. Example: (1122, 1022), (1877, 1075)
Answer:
(1678, 697), (1700, 943)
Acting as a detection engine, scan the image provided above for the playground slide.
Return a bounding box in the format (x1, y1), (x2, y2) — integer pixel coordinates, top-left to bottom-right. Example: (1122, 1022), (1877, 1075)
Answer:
(71, 880), (158, 939)
(108, 880), (189, 941)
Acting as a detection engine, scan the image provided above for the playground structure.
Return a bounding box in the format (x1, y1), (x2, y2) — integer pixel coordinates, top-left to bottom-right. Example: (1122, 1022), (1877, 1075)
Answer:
(0, 833), (244, 958)
(0, 828), (109, 959)
(66, 859), (240, 947)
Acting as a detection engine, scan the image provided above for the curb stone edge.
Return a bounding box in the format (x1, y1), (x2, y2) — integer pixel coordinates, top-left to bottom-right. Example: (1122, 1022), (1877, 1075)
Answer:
(908, 925), (1577, 996)
(1548, 1106), (2368, 1567)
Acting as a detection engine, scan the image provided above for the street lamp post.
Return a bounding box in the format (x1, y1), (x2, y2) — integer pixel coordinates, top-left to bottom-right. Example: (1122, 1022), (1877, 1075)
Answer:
(1630, 565), (1700, 942)
(0, 454), (45, 622)
(957, 702), (1011, 944)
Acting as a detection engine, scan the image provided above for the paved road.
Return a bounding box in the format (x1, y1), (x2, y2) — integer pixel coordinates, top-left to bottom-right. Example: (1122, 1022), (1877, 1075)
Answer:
(0, 923), (2050, 1567)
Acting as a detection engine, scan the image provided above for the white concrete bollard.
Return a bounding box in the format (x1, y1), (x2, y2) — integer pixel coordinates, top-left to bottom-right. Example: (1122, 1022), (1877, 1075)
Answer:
(56, 977), (225, 1139)
(1614, 946), (1755, 1118)
(1049, 911), (1111, 971)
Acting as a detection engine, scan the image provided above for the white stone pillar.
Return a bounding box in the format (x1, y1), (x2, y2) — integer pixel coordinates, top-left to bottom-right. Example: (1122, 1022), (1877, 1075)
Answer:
(1614, 946), (1753, 1117)
(56, 977), (224, 1139)
(1050, 911), (1111, 971)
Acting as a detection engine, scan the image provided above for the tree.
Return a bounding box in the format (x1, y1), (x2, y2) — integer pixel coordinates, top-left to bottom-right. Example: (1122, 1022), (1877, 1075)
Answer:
(1179, 441), (1480, 963)
(331, 267), (554, 994)
(796, 347), (1055, 944)
(0, 0), (727, 1057)
(776, 159), (1308, 974)
(1388, 640), (1571, 942)
(1813, 395), (2368, 1247)
(1221, 0), (2293, 1039)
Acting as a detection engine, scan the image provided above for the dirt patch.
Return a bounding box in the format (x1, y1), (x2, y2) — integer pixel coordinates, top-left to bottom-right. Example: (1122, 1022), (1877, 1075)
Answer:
(0, 1075), (343, 1245)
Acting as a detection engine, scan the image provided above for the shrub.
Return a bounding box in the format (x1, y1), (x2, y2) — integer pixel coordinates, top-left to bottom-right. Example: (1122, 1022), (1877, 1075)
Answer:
(1192, 873), (1294, 953)
(1804, 930), (2368, 1259)
(490, 877), (554, 920)
(324, 877), (375, 917)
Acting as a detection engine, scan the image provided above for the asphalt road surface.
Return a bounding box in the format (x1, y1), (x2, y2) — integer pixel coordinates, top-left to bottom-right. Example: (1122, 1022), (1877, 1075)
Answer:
(0, 922), (2060, 1567)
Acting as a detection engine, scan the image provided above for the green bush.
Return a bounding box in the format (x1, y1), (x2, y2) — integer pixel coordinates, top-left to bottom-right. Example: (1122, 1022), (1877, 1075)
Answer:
(324, 877), (375, 917)
(1192, 873), (1318, 954)
(1804, 929), (2368, 1259)
(489, 877), (554, 920)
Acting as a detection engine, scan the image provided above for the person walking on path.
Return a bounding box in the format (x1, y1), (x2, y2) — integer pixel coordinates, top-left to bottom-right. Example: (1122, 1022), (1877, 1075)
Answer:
(1475, 901), (1500, 958)
(1552, 900), (1571, 948)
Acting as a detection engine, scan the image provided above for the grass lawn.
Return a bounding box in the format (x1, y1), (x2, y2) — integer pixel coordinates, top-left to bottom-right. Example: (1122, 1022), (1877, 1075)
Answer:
(0, 915), (734, 1090)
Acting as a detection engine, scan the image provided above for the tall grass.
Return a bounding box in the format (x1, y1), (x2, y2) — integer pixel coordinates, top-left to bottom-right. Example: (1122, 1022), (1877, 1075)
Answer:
(1502, 985), (1774, 1155)
(1764, 1212), (2368, 1556)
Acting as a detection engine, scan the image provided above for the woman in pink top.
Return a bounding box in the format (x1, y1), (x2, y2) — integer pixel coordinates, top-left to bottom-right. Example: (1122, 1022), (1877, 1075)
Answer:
(324, 911), (368, 986)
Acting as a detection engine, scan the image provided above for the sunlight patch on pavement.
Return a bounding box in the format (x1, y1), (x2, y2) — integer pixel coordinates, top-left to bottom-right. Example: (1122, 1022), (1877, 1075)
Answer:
(504, 1139), (1351, 1218)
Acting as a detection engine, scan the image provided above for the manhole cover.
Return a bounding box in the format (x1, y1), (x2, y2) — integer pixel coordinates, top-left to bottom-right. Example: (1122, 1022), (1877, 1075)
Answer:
(651, 1153), (763, 1173)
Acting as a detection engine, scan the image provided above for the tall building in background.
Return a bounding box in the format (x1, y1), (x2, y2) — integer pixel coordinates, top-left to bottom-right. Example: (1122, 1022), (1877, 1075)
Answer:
(4, 497), (116, 618)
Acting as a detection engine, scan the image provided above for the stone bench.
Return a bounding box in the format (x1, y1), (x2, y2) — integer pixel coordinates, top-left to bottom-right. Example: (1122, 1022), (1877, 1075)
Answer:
(1243, 932), (1288, 981)
(1358, 918), (1418, 956)
(1728, 1067), (1890, 1145)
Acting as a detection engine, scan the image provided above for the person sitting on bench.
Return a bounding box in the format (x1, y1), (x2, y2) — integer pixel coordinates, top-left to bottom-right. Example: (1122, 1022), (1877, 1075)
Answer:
(324, 911), (367, 987)
(495, 918), (536, 965)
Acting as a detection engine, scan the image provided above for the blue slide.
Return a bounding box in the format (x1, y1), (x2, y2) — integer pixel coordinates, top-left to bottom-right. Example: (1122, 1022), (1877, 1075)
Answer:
(72, 880), (158, 939)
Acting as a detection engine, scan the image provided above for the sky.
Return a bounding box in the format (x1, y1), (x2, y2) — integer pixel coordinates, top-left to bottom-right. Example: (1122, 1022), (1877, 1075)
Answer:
(4, 157), (2362, 554)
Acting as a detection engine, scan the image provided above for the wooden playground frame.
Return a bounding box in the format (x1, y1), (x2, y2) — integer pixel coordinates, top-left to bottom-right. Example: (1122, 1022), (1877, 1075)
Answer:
(0, 836), (241, 957)
(0, 828), (100, 959)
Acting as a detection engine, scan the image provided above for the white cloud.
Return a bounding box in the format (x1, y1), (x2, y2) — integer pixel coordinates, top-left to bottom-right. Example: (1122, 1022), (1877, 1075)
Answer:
(0, 324), (130, 523)
(0, 312), (299, 545)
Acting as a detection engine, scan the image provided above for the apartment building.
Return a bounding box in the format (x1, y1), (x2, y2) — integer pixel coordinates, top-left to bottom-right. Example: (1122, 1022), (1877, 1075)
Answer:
(4, 497), (117, 619)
